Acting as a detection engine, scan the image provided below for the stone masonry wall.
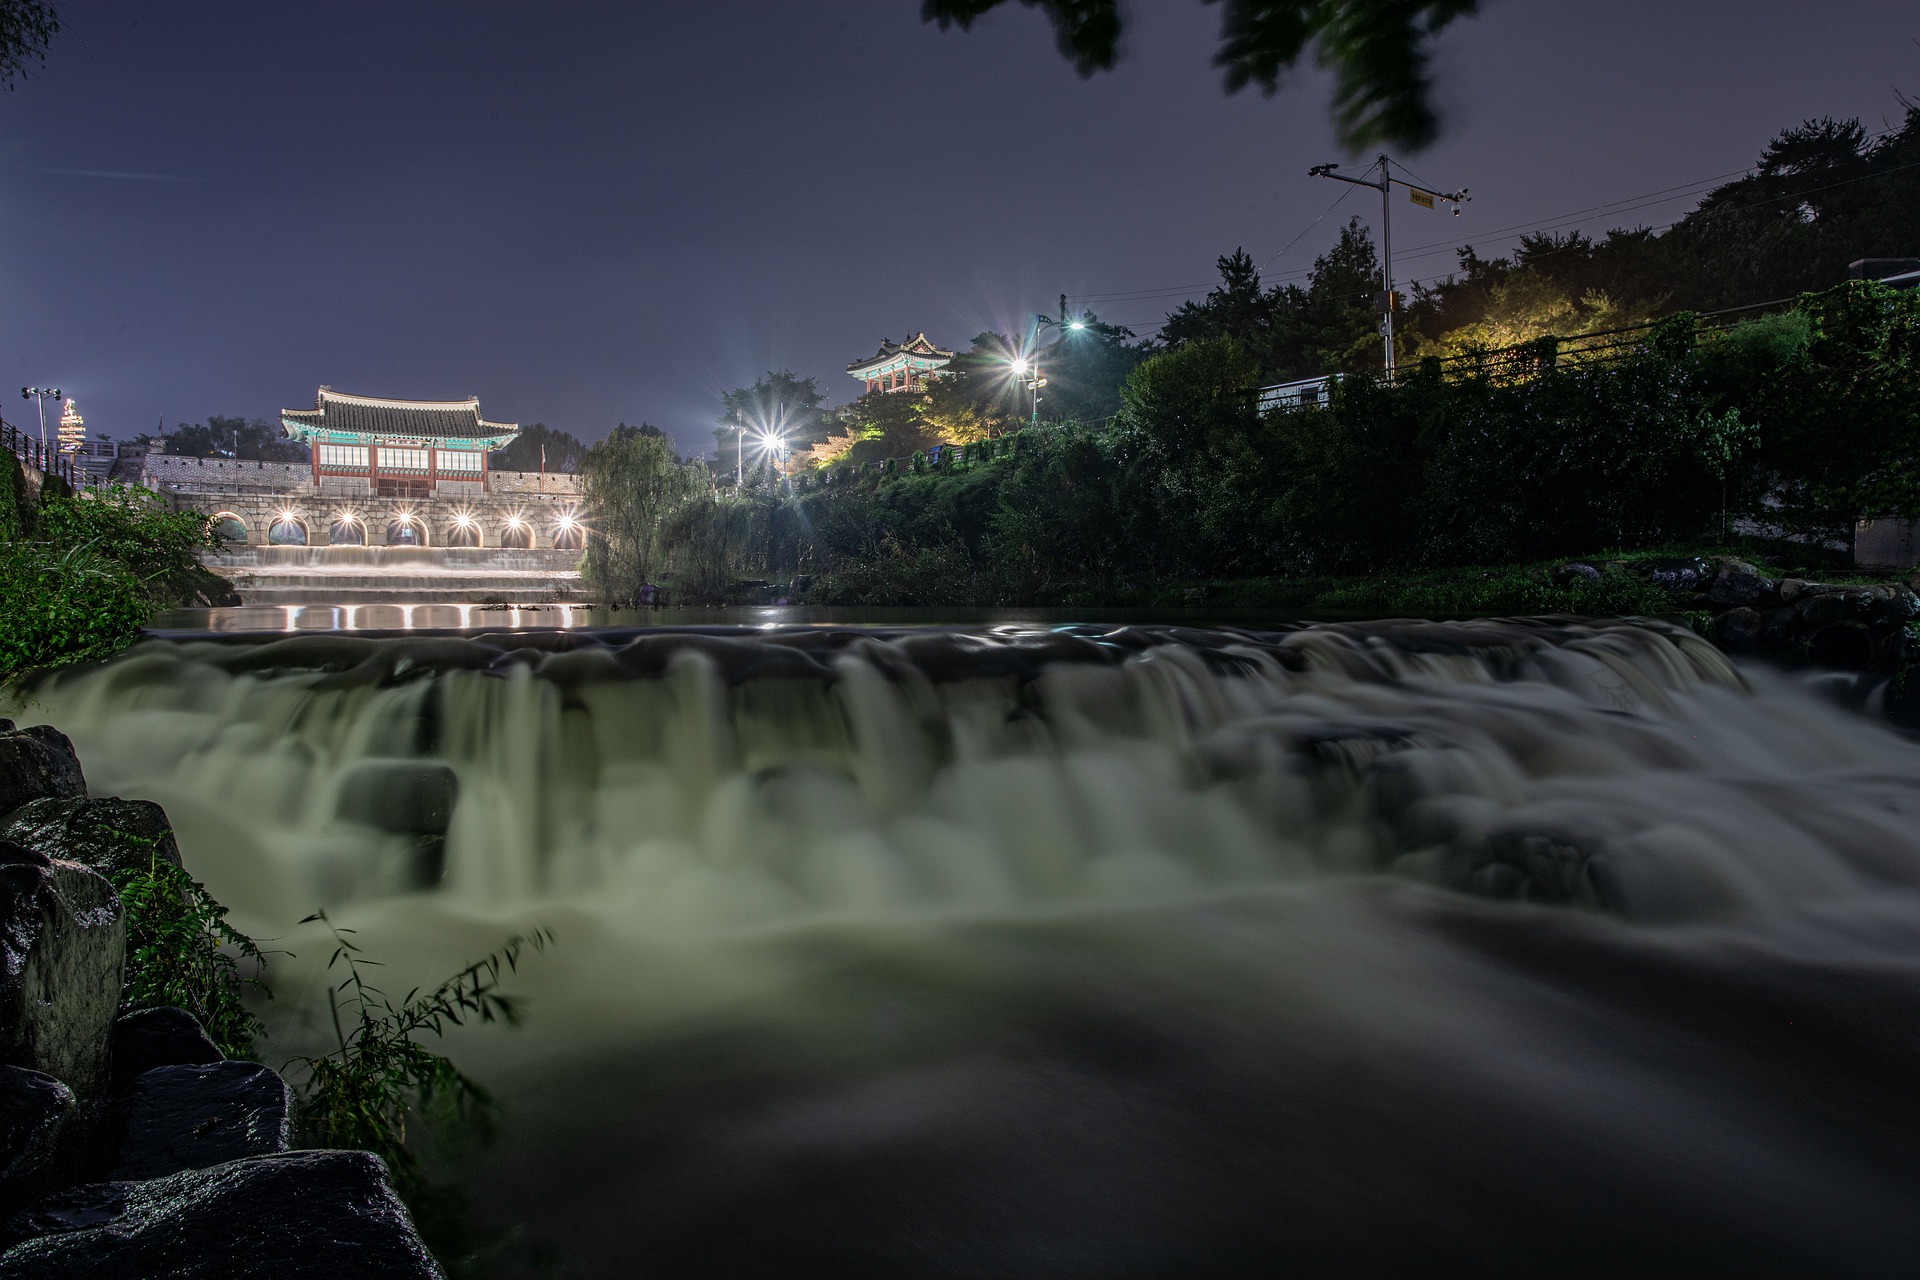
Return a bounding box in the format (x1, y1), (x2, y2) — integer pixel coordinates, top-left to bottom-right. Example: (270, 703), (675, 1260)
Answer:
(142, 455), (584, 549)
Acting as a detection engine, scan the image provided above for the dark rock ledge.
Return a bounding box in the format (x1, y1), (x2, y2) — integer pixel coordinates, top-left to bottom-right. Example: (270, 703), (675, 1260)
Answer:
(0, 720), (443, 1279)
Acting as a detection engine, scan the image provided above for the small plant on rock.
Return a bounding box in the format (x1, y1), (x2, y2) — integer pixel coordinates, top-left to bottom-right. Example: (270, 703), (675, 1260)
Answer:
(112, 841), (268, 1059)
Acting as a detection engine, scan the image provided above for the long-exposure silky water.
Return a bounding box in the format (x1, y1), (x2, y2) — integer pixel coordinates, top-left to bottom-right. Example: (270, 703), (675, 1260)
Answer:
(14, 619), (1920, 1275)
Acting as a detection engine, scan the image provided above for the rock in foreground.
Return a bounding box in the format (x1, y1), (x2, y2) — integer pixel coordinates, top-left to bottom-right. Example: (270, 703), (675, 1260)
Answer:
(0, 1150), (445, 1279)
(109, 1061), (291, 1180)
(0, 724), (85, 821)
(0, 796), (182, 879)
(0, 844), (124, 1097)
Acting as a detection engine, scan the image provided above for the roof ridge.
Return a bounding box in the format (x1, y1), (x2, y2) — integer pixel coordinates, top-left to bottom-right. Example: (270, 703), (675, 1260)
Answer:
(315, 389), (483, 411)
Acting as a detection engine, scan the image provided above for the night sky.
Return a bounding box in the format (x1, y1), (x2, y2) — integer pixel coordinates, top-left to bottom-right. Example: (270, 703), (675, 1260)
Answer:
(2, 1), (1916, 457)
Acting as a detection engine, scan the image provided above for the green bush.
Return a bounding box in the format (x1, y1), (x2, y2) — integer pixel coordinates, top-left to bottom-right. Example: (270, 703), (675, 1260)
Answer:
(0, 485), (219, 680)
(0, 540), (151, 680)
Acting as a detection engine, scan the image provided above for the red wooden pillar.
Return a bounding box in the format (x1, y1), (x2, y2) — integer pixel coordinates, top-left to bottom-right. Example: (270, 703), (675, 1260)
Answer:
(310, 440), (321, 488)
(428, 445), (438, 493)
(481, 448), (490, 493)
(368, 440), (380, 494)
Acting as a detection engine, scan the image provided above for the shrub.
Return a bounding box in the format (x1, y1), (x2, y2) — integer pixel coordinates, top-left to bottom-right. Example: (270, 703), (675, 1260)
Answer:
(113, 853), (268, 1059)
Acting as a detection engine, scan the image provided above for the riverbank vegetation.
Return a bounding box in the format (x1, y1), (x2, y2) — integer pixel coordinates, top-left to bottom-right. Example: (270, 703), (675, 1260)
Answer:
(575, 107), (1917, 610)
(0, 466), (225, 680)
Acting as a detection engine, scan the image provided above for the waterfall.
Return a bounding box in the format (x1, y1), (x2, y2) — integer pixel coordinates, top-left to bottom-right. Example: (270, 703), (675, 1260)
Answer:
(13, 619), (1920, 1273)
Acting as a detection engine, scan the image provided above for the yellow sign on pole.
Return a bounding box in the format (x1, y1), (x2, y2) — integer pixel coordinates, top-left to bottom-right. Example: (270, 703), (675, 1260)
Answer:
(1409, 188), (1436, 210)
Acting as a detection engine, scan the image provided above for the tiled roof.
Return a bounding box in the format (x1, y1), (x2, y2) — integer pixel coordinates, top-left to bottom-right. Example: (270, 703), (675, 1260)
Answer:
(847, 332), (954, 374)
(280, 389), (518, 442)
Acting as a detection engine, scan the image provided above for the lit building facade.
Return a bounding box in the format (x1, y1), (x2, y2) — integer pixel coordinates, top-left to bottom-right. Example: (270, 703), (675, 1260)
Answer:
(280, 388), (518, 498)
(846, 332), (953, 395)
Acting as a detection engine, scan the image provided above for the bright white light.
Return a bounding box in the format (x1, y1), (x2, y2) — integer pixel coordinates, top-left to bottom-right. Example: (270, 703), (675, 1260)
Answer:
(453, 512), (475, 528)
(1010, 358), (1029, 376)
(275, 509), (298, 525)
(556, 513), (579, 532)
(507, 515), (526, 528)
(1068, 321), (1087, 331)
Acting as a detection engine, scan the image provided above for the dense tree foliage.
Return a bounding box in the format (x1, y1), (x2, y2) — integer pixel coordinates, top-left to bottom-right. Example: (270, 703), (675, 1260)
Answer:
(1407, 108), (1920, 344)
(491, 422), (587, 474)
(714, 371), (832, 467)
(166, 416), (309, 463)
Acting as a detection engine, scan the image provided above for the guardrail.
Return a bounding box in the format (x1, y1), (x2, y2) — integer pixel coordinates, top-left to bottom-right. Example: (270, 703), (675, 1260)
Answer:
(1, 416), (97, 491)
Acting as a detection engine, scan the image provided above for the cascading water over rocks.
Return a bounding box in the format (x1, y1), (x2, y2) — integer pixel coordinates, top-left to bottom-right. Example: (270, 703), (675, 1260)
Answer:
(11, 618), (1920, 1275)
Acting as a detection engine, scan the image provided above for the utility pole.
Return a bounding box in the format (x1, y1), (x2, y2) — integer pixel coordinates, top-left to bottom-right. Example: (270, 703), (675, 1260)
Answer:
(1309, 156), (1468, 379)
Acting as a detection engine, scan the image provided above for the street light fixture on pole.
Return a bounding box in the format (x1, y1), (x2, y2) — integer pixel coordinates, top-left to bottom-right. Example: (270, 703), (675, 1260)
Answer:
(1309, 156), (1468, 378)
(21, 386), (61, 452)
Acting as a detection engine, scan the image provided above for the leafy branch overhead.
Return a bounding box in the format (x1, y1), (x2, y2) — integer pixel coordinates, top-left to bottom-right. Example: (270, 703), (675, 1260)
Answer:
(0, 0), (58, 89)
(920, 0), (1479, 150)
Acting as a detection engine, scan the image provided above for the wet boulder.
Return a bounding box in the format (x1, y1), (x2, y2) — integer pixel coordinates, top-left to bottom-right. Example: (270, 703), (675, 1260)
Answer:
(108, 1009), (222, 1094)
(0, 1150), (445, 1279)
(0, 1066), (76, 1209)
(1552, 561), (1604, 587)
(0, 725), (84, 823)
(1706, 559), (1777, 608)
(335, 761), (458, 838)
(1646, 556), (1715, 592)
(0, 797), (180, 880)
(0, 844), (124, 1097)
(108, 1062), (290, 1180)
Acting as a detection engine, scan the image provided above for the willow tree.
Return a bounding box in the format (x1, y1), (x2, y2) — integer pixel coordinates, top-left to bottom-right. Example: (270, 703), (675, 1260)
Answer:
(579, 426), (695, 608)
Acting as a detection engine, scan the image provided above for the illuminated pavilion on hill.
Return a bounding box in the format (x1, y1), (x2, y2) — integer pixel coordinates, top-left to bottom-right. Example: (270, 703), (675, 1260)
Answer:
(846, 332), (953, 395)
(280, 388), (519, 498)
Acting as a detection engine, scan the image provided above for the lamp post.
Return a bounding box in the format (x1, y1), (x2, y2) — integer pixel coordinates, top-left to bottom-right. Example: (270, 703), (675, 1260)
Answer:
(1309, 156), (1468, 378)
(20, 386), (60, 453)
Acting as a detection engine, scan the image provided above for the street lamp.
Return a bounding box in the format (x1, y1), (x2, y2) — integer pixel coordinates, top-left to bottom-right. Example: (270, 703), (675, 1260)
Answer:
(1006, 355), (1046, 426)
(20, 387), (60, 452)
(1310, 156), (1468, 378)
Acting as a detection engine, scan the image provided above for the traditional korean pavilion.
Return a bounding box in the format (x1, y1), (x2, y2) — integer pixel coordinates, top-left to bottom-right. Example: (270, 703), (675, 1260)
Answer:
(280, 388), (519, 497)
(847, 332), (953, 394)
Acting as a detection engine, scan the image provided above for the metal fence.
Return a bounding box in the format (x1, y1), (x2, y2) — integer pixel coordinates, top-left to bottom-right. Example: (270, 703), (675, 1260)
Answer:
(2, 416), (98, 492)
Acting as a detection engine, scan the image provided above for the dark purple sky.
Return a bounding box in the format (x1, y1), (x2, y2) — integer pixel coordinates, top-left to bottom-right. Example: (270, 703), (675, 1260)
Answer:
(2, 1), (1916, 456)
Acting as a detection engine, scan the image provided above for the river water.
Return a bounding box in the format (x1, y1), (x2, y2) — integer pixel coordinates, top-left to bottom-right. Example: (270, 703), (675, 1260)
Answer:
(11, 618), (1920, 1276)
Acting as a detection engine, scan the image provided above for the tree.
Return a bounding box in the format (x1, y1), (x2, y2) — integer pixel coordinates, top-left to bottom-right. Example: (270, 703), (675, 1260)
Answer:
(0, 0), (58, 88)
(491, 423), (586, 474)
(166, 416), (309, 463)
(579, 426), (697, 607)
(1159, 220), (1384, 380)
(715, 371), (831, 465)
(1162, 251), (1278, 355)
(920, 0), (1480, 150)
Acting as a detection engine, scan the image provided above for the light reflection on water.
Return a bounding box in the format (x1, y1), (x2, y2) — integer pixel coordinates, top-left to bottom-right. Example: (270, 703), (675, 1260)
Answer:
(151, 602), (1373, 634)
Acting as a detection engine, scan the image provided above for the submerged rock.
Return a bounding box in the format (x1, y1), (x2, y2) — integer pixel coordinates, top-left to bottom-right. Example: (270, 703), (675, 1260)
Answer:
(334, 760), (459, 889)
(0, 725), (85, 823)
(0, 797), (180, 880)
(0, 844), (124, 1097)
(0, 1066), (76, 1209)
(108, 1062), (290, 1180)
(108, 1009), (223, 1094)
(0, 1150), (445, 1279)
